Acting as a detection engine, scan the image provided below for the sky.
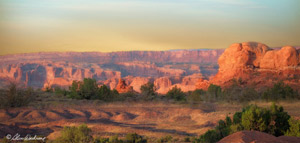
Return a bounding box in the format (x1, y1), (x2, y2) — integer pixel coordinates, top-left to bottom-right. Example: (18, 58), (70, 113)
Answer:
(0, 0), (299, 55)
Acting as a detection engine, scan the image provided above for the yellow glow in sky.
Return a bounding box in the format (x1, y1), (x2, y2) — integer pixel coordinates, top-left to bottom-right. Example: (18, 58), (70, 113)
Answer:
(0, 0), (300, 55)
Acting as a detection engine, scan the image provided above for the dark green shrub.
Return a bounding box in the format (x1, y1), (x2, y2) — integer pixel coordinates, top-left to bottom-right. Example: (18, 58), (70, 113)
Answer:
(97, 85), (113, 101)
(206, 84), (222, 101)
(269, 103), (290, 136)
(187, 89), (204, 103)
(125, 133), (147, 143)
(197, 103), (293, 143)
(241, 105), (271, 132)
(68, 78), (98, 99)
(67, 78), (118, 101)
(157, 135), (173, 143)
(140, 82), (157, 100)
(55, 124), (92, 143)
(94, 137), (109, 143)
(166, 86), (186, 101)
(222, 84), (258, 103)
(183, 137), (191, 142)
(198, 130), (220, 143)
(263, 81), (297, 101)
(109, 135), (122, 143)
(0, 83), (34, 108)
(54, 86), (68, 96)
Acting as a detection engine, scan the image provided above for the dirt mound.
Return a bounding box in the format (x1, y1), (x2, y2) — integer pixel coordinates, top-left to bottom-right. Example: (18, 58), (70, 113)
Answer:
(141, 111), (162, 119)
(89, 110), (112, 120)
(45, 111), (66, 120)
(23, 110), (46, 121)
(111, 112), (136, 121)
(170, 115), (192, 122)
(218, 130), (300, 143)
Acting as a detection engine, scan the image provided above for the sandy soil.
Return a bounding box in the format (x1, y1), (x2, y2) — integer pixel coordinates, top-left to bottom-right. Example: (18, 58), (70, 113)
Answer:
(0, 101), (299, 141)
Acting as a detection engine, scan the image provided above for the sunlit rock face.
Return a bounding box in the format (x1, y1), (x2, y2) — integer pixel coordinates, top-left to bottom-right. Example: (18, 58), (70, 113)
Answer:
(0, 50), (222, 93)
(196, 42), (300, 90)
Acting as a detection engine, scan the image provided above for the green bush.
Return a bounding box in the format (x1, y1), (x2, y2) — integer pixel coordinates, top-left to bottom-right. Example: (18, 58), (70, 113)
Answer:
(54, 86), (68, 96)
(125, 133), (147, 143)
(94, 137), (109, 143)
(183, 137), (191, 142)
(285, 118), (300, 137)
(55, 124), (92, 143)
(206, 84), (222, 102)
(140, 82), (157, 100)
(269, 103), (291, 136)
(241, 105), (271, 132)
(68, 78), (99, 99)
(97, 85), (114, 101)
(109, 135), (122, 143)
(166, 86), (186, 101)
(67, 78), (118, 101)
(0, 83), (34, 108)
(198, 130), (220, 143)
(187, 89), (205, 103)
(263, 81), (297, 101)
(157, 135), (173, 143)
(196, 103), (293, 143)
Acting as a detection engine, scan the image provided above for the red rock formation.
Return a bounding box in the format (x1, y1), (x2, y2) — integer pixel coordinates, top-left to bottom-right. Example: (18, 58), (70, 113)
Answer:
(196, 42), (300, 90)
(0, 50), (221, 91)
(0, 63), (121, 89)
(154, 77), (173, 94)
(218, 131), (300, 143)
(128, 77), (151, 92)
(115, 79), (133, 93)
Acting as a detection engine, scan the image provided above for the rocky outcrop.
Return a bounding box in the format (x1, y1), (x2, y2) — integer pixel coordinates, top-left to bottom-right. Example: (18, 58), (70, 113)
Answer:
(115, 79), (133, 93)
(260, 46), (299, 69)
(0, 49), (221, 93)
(154, 77), (173, 94)
(0, 63), (121, 89)
(218, 131), (300, 143)
(196, 42), (300, 90)
(128, 77), (151, 92)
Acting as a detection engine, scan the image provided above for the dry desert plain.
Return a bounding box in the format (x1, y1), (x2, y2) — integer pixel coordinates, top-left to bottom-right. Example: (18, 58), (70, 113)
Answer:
(1, 92), (300, 142)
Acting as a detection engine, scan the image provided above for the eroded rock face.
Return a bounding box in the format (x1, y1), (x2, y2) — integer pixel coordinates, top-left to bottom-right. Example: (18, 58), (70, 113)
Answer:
(260, 46), (299, 69)
(0, 50), (222, 93)
(0, 63), (121, 89)
(196, 42), (300, 90)
(218, 42), (270, 71)
(218, 131), (300, 143)
(115, 79), (133, 93)
(154, 77), (173, 94)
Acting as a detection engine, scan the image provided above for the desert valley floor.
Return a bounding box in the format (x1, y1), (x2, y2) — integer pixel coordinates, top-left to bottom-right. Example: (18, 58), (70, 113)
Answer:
(1, 96), (300, 141)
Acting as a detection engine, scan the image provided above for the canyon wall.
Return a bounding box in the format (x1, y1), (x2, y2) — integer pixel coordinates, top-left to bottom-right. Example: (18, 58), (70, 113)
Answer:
(0, 50), (222, 94)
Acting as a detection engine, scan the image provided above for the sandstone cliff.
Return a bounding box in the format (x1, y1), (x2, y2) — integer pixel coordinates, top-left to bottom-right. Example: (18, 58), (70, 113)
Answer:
(115, 79), (133, 93)
(0, 50), (221, 93)
(196, 42), (300, 90)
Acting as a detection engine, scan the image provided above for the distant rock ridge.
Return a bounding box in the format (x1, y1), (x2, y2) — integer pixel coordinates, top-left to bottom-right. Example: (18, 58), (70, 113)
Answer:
(1, 43), (299, 93)
(0, 50), (224, 65)
(197, 42), (300, 90)
(0, 50), (221, 93)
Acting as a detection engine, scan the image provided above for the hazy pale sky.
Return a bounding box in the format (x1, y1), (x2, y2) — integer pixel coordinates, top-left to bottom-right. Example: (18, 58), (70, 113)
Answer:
(0, 0), (299, 55)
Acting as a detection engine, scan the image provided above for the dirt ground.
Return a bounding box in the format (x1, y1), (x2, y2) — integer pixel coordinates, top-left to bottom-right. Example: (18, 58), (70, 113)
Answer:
(1, 98), (300, 141)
